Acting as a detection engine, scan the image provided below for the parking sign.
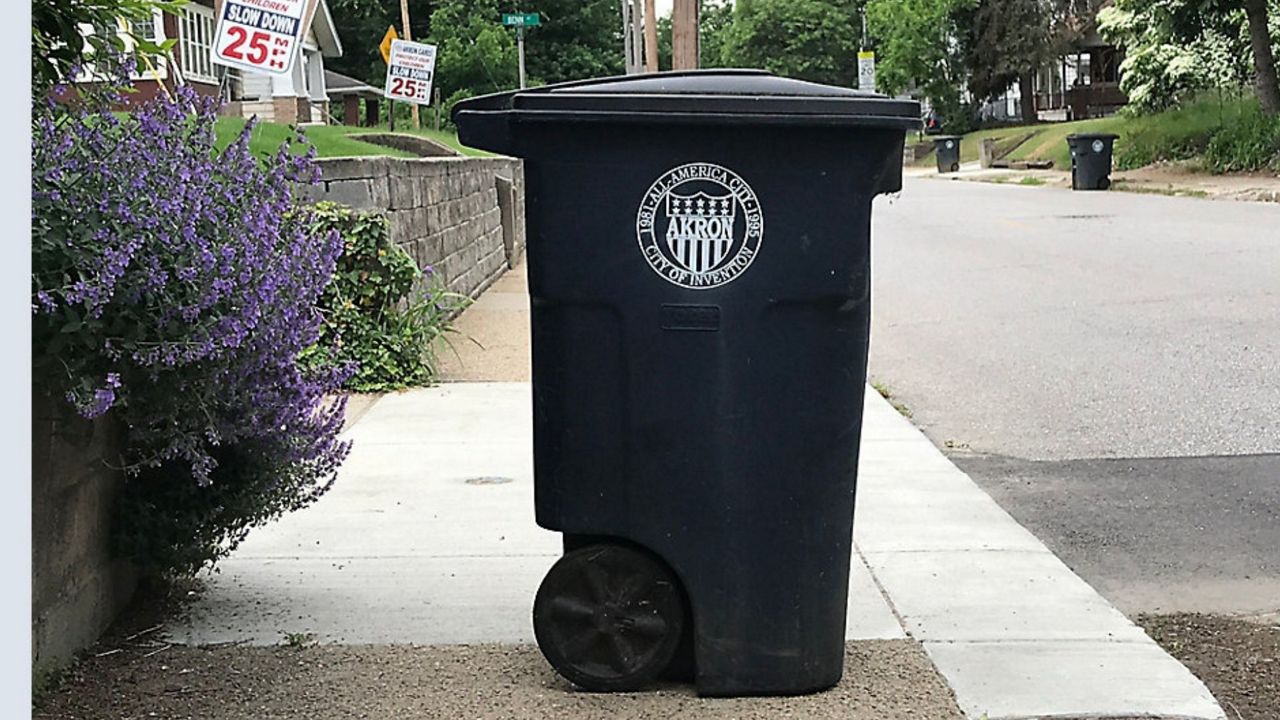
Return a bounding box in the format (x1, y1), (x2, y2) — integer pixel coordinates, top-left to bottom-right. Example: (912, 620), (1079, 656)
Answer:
(858, 50), (876, 93)
(212, 0), (317, 76)
(384, 39), (437, 105)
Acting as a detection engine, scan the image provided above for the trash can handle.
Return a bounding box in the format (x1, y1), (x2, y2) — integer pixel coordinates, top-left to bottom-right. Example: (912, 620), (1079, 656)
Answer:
(454, 111), (513, 156)
(871, 145), (904, 196)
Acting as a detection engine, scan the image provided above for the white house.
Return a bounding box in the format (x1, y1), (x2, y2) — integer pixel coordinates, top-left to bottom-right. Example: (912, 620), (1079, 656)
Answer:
(81, 0), (343, 125)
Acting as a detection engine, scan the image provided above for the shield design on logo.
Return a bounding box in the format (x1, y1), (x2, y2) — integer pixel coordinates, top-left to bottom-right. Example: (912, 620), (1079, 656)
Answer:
(665, 191), (736, 273)
(636, 162), (764, 290)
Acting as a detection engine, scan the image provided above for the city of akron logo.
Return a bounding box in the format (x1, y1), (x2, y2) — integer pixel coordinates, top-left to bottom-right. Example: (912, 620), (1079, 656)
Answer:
(636, 162), (764, 290)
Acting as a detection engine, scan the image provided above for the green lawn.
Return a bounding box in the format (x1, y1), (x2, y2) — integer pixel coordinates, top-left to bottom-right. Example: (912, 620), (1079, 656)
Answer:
(215, 118), (415, 158)
(345, 124), (493, 157)
(913, 95), (1259, 171)
(213, 118), (487, 159)
(912, 115), (1127, 169)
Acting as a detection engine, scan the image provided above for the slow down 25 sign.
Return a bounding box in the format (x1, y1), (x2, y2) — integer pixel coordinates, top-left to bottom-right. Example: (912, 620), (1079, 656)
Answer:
(212, 0), (317, 76)
(384, 39), (437, 105)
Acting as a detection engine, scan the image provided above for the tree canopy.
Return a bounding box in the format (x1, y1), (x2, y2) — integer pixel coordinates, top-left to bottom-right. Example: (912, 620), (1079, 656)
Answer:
(320, 0), (1278, 122)
(327, 0), (627, 114)
(865, 0), (973, 125)
(522, 0), (625, 83)
(957, 0), (1052, 121)
(325, 0), (438, 87)
(1098, 0), (1279, 113)
(721, 0), (863, 87)
(427, 0), (518, 107)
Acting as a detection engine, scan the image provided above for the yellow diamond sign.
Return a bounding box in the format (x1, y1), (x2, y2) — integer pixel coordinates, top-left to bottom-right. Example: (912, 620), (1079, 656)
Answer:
(379, 25), (399, 65)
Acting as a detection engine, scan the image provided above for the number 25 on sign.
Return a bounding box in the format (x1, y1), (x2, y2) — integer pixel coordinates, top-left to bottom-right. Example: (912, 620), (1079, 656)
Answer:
(212, 0), (317, 76)
(384, 39), (437, 105)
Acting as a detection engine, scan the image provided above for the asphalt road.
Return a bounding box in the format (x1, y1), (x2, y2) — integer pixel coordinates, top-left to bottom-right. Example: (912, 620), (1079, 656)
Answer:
(867, 178), (1280, 615)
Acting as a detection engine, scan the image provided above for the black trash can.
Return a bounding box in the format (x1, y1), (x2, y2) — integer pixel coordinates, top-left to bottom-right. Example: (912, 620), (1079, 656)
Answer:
(933, 134), (962, 173)
(454, 70), (918, 697)
(1067, 133), (1119, 190)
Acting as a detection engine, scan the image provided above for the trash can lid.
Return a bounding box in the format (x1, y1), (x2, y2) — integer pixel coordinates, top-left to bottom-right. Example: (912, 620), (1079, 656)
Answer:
(1066, 133), (1120, 140)
(453, 69), (921, 130)
(931, 135), (964, 141)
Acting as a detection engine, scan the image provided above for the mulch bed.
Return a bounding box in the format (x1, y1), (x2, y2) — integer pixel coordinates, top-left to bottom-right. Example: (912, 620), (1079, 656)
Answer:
(1140, 613), (1279, 720)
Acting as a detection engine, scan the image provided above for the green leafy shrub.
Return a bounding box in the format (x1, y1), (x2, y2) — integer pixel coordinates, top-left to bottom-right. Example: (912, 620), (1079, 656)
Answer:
(304, 202), (465, 392)
(1204, 108), (1280, 172)
(1111, 95), (1263, 171)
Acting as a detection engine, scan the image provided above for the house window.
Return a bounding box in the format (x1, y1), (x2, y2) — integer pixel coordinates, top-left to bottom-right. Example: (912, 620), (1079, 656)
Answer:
(180, 4), (216, 83)
(129, 17), (157, 42)
(91, 20), (120, 44)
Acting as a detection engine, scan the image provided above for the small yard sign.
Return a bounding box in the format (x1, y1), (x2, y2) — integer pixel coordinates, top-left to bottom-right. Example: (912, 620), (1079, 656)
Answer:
(502, 12), (540, 27)
(384, 39), (437, 105)
(212, 0), (318, 76)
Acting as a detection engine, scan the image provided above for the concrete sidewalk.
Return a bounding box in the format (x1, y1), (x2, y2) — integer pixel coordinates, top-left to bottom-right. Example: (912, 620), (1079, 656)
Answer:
(168, 263), (1224, 720)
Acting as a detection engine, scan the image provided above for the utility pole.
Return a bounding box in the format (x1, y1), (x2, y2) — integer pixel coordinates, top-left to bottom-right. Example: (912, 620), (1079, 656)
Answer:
(399, 0), (419, 129)
(621, 0), (635, 74)
(631, 0), (643, 73)
(672, 0), (699, 70)
(644, 0), (658, 72)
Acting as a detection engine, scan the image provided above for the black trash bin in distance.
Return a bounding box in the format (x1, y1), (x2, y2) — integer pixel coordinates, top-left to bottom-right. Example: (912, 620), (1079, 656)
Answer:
(1067, 133), (1119, 190)
(453, 70), (919, 697)
(932, 134), (962, 173)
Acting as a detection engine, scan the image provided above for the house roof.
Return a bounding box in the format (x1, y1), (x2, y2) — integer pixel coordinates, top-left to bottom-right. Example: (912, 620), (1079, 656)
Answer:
(310, 0), (343, 58)
(325, 69), (380, 98)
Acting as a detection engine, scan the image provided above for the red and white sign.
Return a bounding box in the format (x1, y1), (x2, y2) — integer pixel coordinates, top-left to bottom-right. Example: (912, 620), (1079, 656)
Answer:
(384, 39), (437, 105)
(211, 0), (316, 76)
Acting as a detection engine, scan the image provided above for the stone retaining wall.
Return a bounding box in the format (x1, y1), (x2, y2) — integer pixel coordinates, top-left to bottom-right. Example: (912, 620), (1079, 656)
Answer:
(31, 394), (136, 669)
(304, 156), (525, 299)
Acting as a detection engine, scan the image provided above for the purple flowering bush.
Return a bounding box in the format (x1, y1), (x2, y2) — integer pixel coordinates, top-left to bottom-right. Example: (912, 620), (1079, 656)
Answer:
(32, 74), (351, 573)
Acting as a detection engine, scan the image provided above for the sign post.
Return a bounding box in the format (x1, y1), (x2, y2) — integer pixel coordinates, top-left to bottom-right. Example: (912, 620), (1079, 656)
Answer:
(379, 25), (399, 131)
(384, 39), (437, 107)
(858, 50), (876, 93)
(398, 0), (419, 129)
(212, 0), (318, 76)
(501, 13), (540, 89)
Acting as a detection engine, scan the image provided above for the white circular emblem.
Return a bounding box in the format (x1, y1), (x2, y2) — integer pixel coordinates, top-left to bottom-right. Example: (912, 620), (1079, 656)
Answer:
(636, 162), (764, 290)
(945, 140), (955, 150)
(1091, 139), (1106, 153)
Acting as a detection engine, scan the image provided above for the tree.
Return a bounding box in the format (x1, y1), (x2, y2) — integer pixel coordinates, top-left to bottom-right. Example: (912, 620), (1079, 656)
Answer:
(327, 0), (440, 86)
(1098, 0), (1278, 114)
(958, 0), (1053, 123)
(700, 0), (736, 68)
(722, 0), (863, 87)
(428, 0), (518, 107)
(866, 0), (976, 128)
(523, 0), (625, 83)
(1245, 0), (1280, 113)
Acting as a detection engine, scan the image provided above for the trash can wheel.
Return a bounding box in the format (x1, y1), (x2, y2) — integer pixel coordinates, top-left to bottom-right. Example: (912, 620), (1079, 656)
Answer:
(533, 544), (685, 692)
(1099, 177), (1111, 190)
(950, 162), (960, 173)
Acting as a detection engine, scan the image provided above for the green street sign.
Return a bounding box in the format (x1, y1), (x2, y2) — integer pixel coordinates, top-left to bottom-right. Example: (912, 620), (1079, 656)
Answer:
(502, 12), (540, 27)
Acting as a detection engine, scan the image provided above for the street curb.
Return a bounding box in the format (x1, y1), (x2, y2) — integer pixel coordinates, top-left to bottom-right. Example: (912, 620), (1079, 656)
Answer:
(856, 390), (1225, 720)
